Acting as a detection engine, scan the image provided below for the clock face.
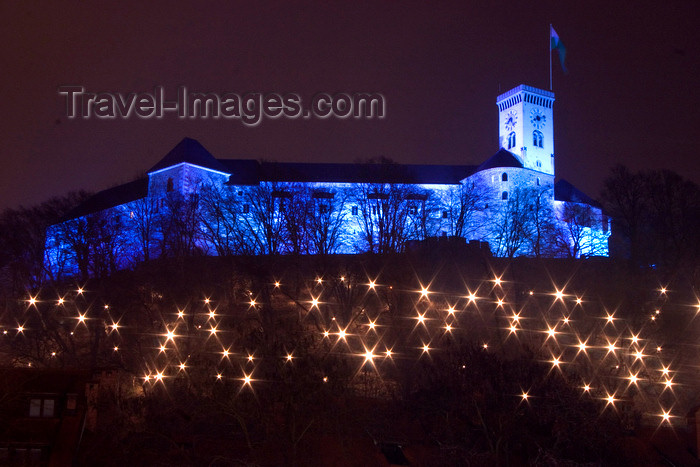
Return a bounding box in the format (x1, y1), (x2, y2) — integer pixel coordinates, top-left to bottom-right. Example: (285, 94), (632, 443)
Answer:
(530, 108), (546, 129)
(504, 110), (517, 131)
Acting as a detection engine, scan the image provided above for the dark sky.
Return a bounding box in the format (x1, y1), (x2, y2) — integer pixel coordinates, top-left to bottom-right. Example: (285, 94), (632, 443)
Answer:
(1, 1), (698, 210)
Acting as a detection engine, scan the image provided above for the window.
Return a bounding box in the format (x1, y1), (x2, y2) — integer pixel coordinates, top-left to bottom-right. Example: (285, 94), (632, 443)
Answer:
(319, 204), (329, 214)
(408, 205), (417, 215)
(501, 172), (508, 182)
(536, 160), (542, 168)
(442, 210), (448, 219)
(352, 206), (358, 216)
(29, 398), (55, 418)
(243, 204), (250, 214)
(507, 132), (516, 149)
(166, 178), (174, 192)
(502, 191), (508, 200)
(533, 131), (544, 148)
(536, 177), (540, 186)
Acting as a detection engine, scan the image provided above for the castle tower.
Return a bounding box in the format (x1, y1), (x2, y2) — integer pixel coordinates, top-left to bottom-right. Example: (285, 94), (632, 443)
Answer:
(496, 85), (555, 175)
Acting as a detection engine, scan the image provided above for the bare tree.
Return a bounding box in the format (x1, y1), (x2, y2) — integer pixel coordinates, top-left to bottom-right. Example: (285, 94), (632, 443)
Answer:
(444, 180), (491, 239)
(306, 189), (349, 255)
(490, 188), (535, 258)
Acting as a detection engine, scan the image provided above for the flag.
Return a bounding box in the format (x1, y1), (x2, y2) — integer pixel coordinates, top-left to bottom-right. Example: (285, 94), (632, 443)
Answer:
(550, 26), (567, 73)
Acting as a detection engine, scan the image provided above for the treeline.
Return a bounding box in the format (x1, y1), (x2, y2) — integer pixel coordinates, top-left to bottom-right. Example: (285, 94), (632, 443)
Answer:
(601, 165), (700, 274)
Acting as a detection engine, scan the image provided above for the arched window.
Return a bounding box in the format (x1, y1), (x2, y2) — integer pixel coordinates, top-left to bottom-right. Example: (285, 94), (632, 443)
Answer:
(533, 131), (544, 148)
(166, 177), (174, 192)
(501, 172), (508, 182)
(507, 132), (516, 150)
(502, 191), (508, 200)
(536, 177), (540, 186)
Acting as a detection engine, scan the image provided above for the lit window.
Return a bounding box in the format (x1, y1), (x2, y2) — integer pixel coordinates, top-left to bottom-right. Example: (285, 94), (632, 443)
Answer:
(507, 132), (516, 150)
(533, 131), (544, 148)
(29, 398), (55, 417)
(501, 173), (508, 182)
(502, 191), (508, 200)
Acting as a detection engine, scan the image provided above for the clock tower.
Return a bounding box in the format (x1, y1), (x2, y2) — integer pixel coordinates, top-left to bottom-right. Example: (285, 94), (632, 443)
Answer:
(496, 85), (555, 175)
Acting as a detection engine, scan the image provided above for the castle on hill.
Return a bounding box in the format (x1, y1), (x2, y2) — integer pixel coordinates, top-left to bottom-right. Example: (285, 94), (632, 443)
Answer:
(44, 84), (610, 279)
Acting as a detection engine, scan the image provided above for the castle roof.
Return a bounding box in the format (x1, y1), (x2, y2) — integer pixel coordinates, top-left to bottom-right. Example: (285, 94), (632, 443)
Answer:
(148, 137), (230, 174)
(59, 178), (148, 222)
(554, 179), (602, 208)
(476, 148), (524, 171)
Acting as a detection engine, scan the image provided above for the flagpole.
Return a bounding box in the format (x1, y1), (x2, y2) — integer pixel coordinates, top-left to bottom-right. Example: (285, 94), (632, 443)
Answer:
(549, 24), (552, 91)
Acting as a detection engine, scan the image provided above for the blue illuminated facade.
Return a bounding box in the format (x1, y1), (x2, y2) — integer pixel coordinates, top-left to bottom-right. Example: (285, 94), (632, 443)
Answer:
(44, 85), (610, 278)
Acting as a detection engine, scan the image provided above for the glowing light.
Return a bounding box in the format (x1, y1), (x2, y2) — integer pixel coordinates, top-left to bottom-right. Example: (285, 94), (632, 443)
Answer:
(651, 315), (656, 321)
(57, 298), (64, 305)
(606, 341), (618, 354)
(633, 349), (645, 361)
(575, 297), (582, 305)
(444, 324), (453, 332)
(660, 366), (670, 376)
(337, 329), (347, 340)
(576, 340), (588, 353)
(605, 314), (615, 325)
(249, 299), (257, 307)
(550, 356), (562, 368)
(144, 375), (151, 382)
(659, 409), (673, 423)
(363, 350), (375, 362)
(529, 291), (534, 295)
(509, 324), (518, 334)
(419, 287), (430, 299)
(316, 277), (323, 284)
(482, 343), (488, 349)
(467, 292), (477, 303)
(323, 376), (328, 382)
(496, 298), (504, 307)
(511, 313), (520, 322)
(165, 329), (176, 341)
(209, 310), (216, 319)
(204, 298), (210, 304)
(368, 280), (376, 290)
(340, 276), (345, 282)
(113, 346), (119, 351)
(604, 394), (617, 407)
(663, 378), (674, 390)
(655, 309), (660, 315)
(242, 374), (252, 385)
(310, 297), (320, 308)
(659, 287), (667, 295)
(286, 353), (294, 362)
(447, 305), (456, 314)
(627, 372), (640, 385)
(154, 371), (164, 382)
(657, 346), (662, 352)
(77, 313), (87, 324)
(520, 391), (529, 401)
(216, 373), (222, 380)
(545, 325), (558, 340)
(629, 333), (640, 345)
(209, 326), (218, 335)
(367, 320), (376, 331)
(177, 310), (185, 319)
(51, 352), (56, 357)
(554, 289), (564, 300)
(582, 384), (591, 392)
(493, 276), (502, 287)
(562, 316), (570, 325)
(323, 330), (330, 338)
(385, 350), (393, 358)
(415, 313), (426, 325)
(222, 348), (231, 358)
(28, 297), (37, 306)
(178, 362), (186, 371)
(159, 344), (167, 353)
(274, 281), (281, 288)
(77, 287), (83, 294)
(110, 323), (119, 331)
(422, 344), (430, 353)
(247, 354), (254, 362)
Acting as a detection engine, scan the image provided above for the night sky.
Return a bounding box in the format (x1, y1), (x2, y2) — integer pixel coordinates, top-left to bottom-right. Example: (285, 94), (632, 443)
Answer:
(1, 1), (697, 211)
